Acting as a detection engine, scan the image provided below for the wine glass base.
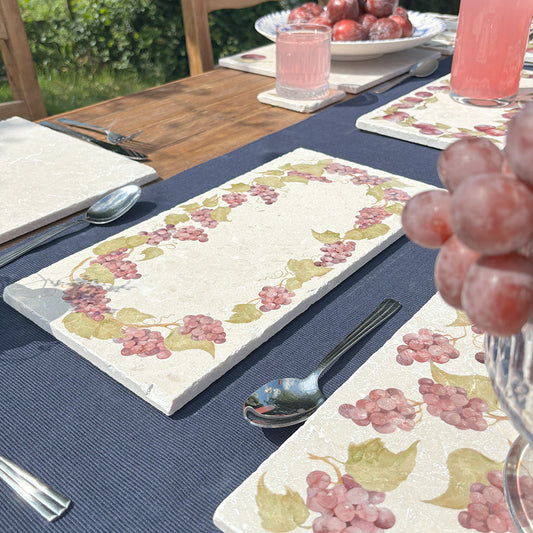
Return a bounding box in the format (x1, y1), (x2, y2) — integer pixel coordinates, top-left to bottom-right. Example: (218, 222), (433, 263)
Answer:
(450, 91), (516, 108)
(505, 435), (533, 532)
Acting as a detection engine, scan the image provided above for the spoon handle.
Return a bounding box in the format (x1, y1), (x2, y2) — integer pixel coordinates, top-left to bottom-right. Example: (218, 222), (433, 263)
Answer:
(0, 219), (85, 268)
(311, 299), (401, 379)
(373, 73), (411, 94)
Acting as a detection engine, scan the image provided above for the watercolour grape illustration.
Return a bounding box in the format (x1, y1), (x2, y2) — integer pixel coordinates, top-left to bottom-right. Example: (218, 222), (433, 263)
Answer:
(306, 470), (395, 532)
(58, 155), (410, 365)
(396, 328), (459, 365)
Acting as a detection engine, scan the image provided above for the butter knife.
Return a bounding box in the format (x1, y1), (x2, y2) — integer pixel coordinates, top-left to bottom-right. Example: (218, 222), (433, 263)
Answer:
(40, 121), (149, 161)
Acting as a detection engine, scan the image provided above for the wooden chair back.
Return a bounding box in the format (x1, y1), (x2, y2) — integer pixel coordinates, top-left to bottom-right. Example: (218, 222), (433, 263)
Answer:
(182, 0), (276, 76)
(0, 0), (46, 120)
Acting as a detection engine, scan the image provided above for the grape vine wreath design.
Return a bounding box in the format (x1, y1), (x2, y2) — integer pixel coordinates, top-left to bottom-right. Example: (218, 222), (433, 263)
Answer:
(372, 73), (533, 141)
(60, 158), (411, 360)
(254, 313), (518, 533)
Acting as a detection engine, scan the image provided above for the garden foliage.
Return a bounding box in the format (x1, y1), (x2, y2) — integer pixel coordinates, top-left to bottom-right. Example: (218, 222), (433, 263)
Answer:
(16, 0), (458, 82)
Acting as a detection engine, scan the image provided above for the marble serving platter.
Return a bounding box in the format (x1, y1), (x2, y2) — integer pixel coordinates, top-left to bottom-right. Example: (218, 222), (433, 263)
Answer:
(356, 72), (533, 150)
(219, 45), (441, 96)
(4, 148), (436, 415)
(0, 117), (158, 244)
(213, 293), (518, 533)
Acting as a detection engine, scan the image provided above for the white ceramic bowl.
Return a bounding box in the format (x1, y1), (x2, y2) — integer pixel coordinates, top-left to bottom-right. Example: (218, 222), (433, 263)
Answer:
(255, 10), (446, 61)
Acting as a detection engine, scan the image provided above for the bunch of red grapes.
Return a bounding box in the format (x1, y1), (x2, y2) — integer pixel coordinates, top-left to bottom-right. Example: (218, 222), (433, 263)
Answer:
(288, 0), (413, 42)
(401, 104), (533, 337)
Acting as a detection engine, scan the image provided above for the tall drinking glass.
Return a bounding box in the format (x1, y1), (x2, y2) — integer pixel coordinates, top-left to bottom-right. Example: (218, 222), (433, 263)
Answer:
(275, 23), (331, 100)
(450, 0), (533, 107)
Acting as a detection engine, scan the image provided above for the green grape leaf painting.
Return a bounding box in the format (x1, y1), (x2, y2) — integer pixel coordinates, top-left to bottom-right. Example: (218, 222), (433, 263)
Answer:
(164, 328), (216, 357)
(227, 304), (263, 324)
(345, 438), (419, 492)
(430, 363), (500, 413)
(63, 312), (123, 340)
(424, 448), (504, 509)
(255, 474), (309, 533)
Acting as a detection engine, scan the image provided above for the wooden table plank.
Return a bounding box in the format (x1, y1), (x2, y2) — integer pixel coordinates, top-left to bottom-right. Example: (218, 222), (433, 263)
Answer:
(47, 69), (320, 179)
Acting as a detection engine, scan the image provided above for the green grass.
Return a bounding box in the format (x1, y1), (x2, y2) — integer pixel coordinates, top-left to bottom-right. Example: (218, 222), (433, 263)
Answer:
(1, 66), (166, 115)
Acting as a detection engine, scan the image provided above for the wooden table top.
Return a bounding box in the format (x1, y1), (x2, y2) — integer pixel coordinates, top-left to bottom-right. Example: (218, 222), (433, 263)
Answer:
(46, 68), (324, 180)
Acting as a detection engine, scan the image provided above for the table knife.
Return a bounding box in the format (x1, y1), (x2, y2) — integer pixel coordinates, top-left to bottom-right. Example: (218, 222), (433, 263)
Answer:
(40, 121), (149, 161)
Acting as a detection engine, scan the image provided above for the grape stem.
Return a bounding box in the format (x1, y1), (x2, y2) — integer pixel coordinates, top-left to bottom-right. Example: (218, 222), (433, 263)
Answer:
(307, 453), (343, 485)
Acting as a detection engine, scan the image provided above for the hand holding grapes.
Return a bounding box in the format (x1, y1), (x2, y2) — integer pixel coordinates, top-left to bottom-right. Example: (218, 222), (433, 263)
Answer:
(401, 104), (533, 336)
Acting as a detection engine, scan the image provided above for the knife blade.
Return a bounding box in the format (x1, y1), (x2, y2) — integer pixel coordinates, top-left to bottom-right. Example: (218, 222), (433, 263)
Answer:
(39, 121), (149, 161)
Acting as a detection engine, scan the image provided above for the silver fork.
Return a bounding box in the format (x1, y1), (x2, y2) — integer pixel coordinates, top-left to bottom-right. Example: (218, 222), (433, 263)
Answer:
(0, 454), (71, 521)
(58, 117), (142, 144)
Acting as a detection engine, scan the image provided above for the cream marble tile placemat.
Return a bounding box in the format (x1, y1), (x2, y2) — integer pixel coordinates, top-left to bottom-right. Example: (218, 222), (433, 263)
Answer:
(356, 72), (533, 150)
(0, 117), (158, 245)
(213, 293), (518, 533)
(219, 45), (441, 95)
(4, 148), (437, 415)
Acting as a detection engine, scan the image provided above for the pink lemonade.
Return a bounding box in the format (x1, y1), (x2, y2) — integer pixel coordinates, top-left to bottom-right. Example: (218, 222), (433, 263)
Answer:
(276, 24), (331, 100)
(451, 0), (533, 104)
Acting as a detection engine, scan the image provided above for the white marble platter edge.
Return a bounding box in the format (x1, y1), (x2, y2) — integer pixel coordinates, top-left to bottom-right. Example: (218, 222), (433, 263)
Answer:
(356, 71), (533, 150)
(0, 117), (158, 245)
(4, 148), (437, 415)
(213, 292), (518, 533)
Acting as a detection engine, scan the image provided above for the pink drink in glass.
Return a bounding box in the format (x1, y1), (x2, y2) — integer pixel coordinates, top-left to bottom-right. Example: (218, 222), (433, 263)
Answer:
(276, 24), (331, 100)
(450, 0), (533, 106)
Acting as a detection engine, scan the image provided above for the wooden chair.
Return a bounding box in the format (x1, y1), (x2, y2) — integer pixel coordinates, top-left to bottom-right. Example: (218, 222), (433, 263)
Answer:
(0, 0), (46, 120)
(182, 0), (276, 76)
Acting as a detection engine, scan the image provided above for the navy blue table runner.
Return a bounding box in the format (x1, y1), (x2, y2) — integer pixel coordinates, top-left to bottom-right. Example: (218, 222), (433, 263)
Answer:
(0, 59), (451, 532)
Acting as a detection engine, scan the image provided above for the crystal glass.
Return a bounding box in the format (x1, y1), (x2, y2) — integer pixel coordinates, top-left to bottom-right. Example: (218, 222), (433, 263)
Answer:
(485, 321), (533, 531)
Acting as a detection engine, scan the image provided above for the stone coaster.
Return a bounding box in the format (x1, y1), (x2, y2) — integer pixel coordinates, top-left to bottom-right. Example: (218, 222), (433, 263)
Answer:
(213, 292), (518, 533)
(257, 88), (345, 113)
(3, 148), (437, 415)
(0, 117), (158, 245)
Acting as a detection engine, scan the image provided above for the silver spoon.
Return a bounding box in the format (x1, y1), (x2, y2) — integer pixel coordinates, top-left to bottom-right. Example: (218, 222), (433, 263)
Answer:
(373, 58), (440, 94)
(0, 184), (141, 268)
(243, 298), (401, 428)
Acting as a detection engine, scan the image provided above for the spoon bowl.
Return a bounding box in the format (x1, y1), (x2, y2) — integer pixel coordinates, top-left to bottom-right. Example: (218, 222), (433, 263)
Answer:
(244, 298), (401, 428)
(0, 184), (142, 268)
(85, 184), (142, 224)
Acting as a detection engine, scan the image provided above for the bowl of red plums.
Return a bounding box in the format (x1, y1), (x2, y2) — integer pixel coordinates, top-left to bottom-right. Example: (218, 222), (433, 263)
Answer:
(255, 0), (445, 60)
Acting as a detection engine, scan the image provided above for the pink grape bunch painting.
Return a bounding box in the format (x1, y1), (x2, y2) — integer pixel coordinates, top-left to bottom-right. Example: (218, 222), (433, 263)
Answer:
(402, 103), (533, 337)
(288, 0), (413, 42)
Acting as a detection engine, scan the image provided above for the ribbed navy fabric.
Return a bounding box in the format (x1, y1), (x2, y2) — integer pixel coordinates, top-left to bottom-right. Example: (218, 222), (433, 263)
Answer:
(0, 58), (451, 533)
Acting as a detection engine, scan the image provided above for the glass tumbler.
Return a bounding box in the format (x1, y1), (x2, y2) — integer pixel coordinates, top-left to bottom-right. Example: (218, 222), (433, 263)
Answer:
(275, 23), (331, 100)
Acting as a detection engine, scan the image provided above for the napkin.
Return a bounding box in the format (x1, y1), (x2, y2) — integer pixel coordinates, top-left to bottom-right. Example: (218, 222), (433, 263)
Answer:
(213, 293), (518, 533)
(0, 117), (158, 245)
